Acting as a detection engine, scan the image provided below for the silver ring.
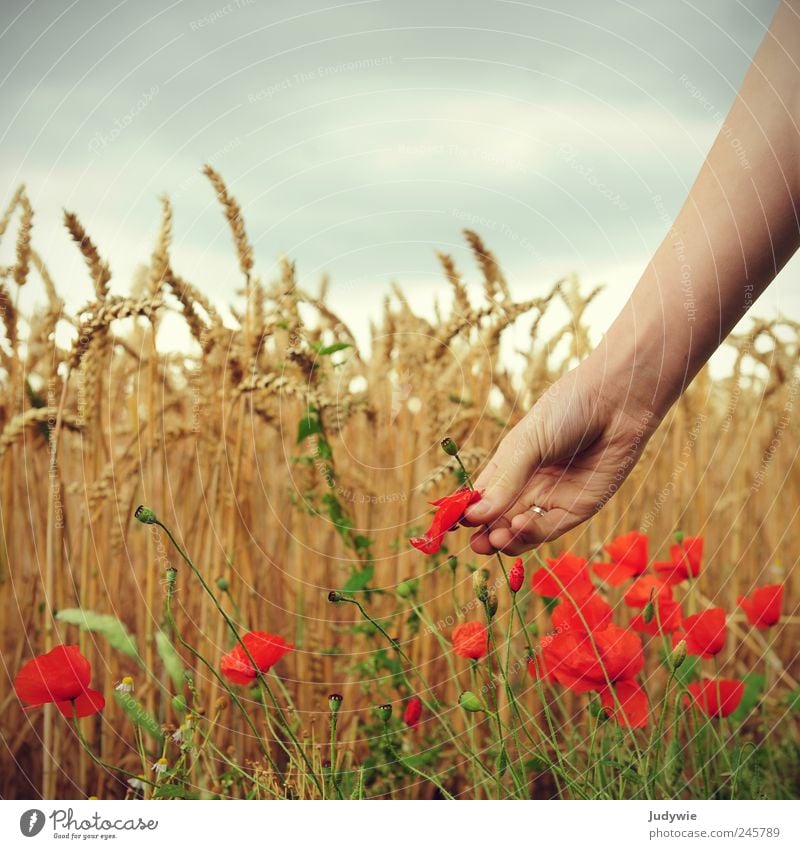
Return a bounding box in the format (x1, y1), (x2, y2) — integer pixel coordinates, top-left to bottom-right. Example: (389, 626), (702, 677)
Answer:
(529, 505), (547, 518)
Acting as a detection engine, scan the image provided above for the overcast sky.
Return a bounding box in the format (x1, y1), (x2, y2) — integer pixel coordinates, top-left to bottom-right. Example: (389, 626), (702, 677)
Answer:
(1, 0), (792, 369)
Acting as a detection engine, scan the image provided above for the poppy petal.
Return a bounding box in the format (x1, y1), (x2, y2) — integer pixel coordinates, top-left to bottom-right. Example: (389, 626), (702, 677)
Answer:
(15, 645), (91, 706)
(599, 681), (649, 728)
(55, 689), (106, 718)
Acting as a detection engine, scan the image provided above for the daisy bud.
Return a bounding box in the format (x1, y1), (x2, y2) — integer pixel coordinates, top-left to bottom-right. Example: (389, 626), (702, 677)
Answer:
(486, 589), (498, 620)
(328, 693), (343, 714)
(458, 691), (485, 713)
(441, 437), (459, 456)
(473, 568), (490, 602)
(509, 558), (524, 593)
(670, 639), (688, 671)
(216, 577), (229, 592)
(376, 703), (392, 723)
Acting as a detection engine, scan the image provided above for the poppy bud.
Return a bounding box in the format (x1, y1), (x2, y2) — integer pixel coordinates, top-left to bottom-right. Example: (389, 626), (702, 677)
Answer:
(642, 590), (656, 624)
(396, 579), (418, 599)
(448, 556), (458, 573)
(486, 589), (498, 620)
(376, 703), (392, 723)
(473, 568), (490, 602)
(328, 591), (344, 603)
(216, 577), (229, 592)
(670, 639), (688, 670)
(458, 691), (485, 713)
(134, 505), (157, 524)
(509, 558), (524, 593)
(166, 567), (177, 586)
(441, 437), (459, 456)
(674, 530), (685, 544)
(328, 693), (343, 714)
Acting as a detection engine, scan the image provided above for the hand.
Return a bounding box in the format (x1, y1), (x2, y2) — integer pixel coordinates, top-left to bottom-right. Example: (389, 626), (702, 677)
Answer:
(463, 353), (660, 555)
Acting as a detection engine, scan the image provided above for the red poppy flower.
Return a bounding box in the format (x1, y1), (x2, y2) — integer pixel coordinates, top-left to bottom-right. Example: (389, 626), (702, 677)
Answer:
(410, 489), (481, 554)
(542, 623), (648, 728)
(531, 552), (594, 598)
(684, 679), (744, 718)
(630, 597), (683, 636)
(654, 536), (704, 585)
(220, 631), (294, 684)
(675, 608), (726, 658)
(451, 621), (488, 660)
(593, 532), (649, 586)
(623, 575), (672, 608)
(403, 695), (423, 729)
(552, 592), (613, 634)
(14, 645), (105, 718)
(738, 584), (784, 629)
(508, 558), (525, 593)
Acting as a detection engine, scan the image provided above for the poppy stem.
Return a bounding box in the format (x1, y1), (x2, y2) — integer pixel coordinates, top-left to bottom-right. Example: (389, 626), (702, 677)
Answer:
(71, 709), (158, 789)
(148, 512), (323, 795)
(336, 594), (494, 782)
(163, 563), (283, 776)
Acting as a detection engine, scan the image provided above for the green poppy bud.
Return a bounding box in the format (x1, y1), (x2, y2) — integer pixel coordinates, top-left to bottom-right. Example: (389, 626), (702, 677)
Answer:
(486, 589), (498, 620)
(134, 505), (157, 524)
(376, 703), (392, 723)
(642, 589), (656, 624)
(396, 579), (418, 599)
(328, 693), (343, 714)
(216, 577), (229, 592)
(458, 691), (485, 713)
(670, 639), (687, 670)
(441, 437), (459, 456)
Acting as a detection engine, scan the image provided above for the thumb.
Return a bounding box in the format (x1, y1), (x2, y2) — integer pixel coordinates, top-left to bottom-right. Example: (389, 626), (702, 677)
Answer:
(464, 417), (542, 524)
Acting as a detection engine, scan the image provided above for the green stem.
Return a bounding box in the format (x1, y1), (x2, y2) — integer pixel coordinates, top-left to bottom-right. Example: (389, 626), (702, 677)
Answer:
(154, 518), (323, 794)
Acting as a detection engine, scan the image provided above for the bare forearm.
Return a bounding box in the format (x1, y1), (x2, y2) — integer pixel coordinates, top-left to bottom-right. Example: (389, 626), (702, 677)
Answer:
(594, 0), (800, 419)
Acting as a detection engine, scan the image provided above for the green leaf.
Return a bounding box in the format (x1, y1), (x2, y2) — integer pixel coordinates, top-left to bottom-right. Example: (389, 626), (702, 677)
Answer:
(341, 565), (374, 594)
(56, 608), (139, 661)
(297, 408), (322, 444)
(315, 342), (351, 356)
(731, 673), (764, 722)
(154, 785), (199, 800)
(114, 691), (163, 742)
(155, 631), (185, 690)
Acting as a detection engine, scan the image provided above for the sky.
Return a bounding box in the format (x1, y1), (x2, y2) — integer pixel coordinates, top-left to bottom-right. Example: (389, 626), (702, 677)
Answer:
(0, 0), (793, 370)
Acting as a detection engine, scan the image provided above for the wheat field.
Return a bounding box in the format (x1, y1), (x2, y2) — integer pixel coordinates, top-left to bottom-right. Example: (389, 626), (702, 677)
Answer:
(0, 170), (798, 799)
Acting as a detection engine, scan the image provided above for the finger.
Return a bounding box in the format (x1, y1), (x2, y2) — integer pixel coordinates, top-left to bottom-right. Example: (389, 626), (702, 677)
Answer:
(460, 461), (497, 527)
(469, 527), (497, 555)
(489, 507), (585, 556)
(463, 424), (540, 525)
